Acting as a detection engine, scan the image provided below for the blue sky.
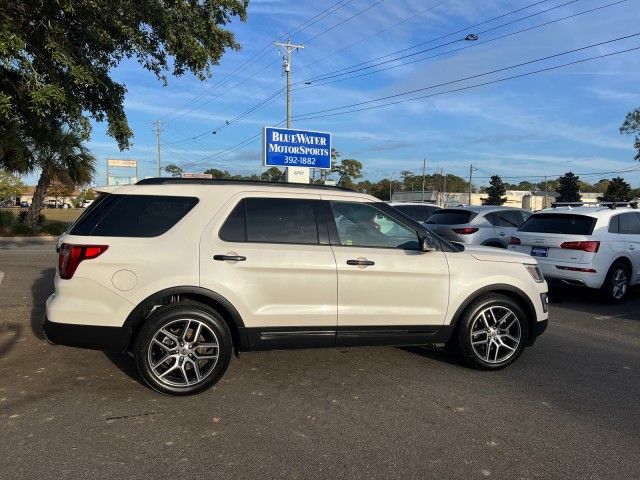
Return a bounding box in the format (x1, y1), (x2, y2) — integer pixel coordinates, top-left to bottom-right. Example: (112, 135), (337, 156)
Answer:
(84, 0), (640, 187)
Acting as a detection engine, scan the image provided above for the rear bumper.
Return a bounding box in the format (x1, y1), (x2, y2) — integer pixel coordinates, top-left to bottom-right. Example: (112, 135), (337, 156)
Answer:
(43, 316), (130, 351)
(539, 263), (604, 289)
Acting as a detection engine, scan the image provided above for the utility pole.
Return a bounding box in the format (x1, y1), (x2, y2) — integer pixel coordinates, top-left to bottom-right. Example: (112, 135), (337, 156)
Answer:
(421, 157), (426, 202)
(153, 120), (164, 177)
(544, 175), (548, 209)
(275, 38), (305, 183)
(468, 164), (478, 206)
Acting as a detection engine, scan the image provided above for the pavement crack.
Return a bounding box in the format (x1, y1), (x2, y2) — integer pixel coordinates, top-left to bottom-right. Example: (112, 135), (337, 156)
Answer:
(104, 411), (163, 421)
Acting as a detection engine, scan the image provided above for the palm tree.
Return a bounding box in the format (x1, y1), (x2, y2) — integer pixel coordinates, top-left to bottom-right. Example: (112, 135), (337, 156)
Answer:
(22, 127), (96, 227)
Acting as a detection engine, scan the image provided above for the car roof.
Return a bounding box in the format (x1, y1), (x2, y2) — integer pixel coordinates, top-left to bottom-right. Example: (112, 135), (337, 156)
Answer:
(437, 205), (524, 214)
(388, 202), (441, 207)
(534, 206), (639, 218)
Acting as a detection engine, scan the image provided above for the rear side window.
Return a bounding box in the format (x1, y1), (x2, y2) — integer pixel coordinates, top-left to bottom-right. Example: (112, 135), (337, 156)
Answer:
(519, 214), (596, 235)
(219, 201), (246, 242)
(242, 198), (319, 244)
(395, 204), (438, 222)
(426, 209), (476, 225)
(69, 194), (198, 237)
(487, 210), (522, 227)
(619, 212), (640, 234)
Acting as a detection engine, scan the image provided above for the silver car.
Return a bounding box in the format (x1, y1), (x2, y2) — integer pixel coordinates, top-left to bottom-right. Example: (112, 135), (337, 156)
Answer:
(424, 206), (531, 248)
(388, 202), (442, 223)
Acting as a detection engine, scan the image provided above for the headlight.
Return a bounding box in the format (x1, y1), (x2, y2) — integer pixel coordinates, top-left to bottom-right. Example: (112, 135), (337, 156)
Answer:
(525, 264), (544, 283)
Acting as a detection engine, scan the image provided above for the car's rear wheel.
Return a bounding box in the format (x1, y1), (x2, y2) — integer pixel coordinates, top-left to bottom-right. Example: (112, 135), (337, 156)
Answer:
(600, 261), (630, 304)
(134, 302), (232, 395)
(454, 294), (528, 370)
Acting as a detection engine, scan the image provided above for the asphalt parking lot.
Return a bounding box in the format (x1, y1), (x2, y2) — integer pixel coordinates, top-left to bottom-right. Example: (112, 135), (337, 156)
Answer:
(0, 238), (638, 479)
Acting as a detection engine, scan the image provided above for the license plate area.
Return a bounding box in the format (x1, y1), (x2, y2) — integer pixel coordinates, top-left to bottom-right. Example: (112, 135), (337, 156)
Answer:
(531, 246), (548, 257)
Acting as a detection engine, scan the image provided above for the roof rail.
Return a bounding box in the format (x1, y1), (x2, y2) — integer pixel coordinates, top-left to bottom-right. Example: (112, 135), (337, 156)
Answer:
(135, 177), (355, 192)
(551, 200), (638, 210)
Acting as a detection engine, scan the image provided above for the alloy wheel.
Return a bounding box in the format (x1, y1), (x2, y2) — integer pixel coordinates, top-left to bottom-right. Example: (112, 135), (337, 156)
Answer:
(147, 318), (219, 388)
(470, 306), (521, 364)
(611, 268), (628, 300)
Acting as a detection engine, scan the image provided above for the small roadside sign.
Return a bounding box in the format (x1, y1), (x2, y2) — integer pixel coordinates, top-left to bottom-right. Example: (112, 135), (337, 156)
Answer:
(263, 127), (331, 169)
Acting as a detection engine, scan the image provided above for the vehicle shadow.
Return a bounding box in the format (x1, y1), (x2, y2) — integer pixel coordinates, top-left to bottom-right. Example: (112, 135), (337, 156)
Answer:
(30, 267), (56, 340)
(0, 321), (22, 359)
(548, 284), (640, 321)
(103, 351), (146, 387)
(398, 344), (465, 367)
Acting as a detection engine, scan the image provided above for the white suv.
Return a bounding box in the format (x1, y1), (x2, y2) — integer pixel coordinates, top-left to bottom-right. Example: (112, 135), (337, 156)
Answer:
(508, 204), (640, 302)
(44, 179), (548, 395)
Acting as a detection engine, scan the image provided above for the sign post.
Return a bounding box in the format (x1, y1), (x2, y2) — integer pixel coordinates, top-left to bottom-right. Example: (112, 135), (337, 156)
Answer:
(106, 158), (138, 185)
(263, 127), (331, 183)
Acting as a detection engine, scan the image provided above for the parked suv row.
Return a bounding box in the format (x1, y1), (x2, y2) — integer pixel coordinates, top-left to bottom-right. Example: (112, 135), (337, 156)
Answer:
(509, 203), (640, 302)
(44, 179), (548, 395)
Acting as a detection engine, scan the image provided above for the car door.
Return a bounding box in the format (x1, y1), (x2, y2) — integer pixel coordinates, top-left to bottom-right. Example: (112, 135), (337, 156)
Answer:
(615, 212), (640, 282)
(200, 194), (338, 349)
(322, 199), (450, 346)
(490, 210), (522, 244)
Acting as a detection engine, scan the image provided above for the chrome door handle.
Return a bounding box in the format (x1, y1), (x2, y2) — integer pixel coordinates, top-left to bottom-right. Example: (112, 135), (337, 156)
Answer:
(213, 255), (246, 261)
(347, 259), (375, 266)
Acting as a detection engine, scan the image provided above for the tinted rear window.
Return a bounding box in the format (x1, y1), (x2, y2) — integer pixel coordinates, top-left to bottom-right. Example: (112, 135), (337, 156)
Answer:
(426, 209), (475, 225)
(69, 194), (198, 237)
(519, 213), (596, 235)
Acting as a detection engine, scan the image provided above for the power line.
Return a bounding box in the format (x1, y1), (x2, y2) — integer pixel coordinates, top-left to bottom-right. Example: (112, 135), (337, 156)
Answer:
(301, 0), (630, 88)
(292, 36), (640, 121)
(161, 0), (355, 123)
(160, 0), (602, 148)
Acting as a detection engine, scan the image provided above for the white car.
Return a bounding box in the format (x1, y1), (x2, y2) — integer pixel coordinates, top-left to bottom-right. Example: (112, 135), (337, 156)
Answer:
(508, 204), (640, 302)
(44, 179), (548, 395)
(388, 202), (442, 223)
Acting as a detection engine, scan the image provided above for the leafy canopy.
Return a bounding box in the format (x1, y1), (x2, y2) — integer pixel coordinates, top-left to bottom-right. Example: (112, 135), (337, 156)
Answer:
(482, 175), (507, 205)
(598, 177), (632, 202)
(556, 172), (582, 203)
(0, 170), (25, 201)
(620, 107), (640, 161)
(0, 0), (248, 149)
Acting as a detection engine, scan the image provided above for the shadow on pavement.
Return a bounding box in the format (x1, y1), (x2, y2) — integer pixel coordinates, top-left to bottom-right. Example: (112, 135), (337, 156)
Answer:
(0, 322), (22, 359)
(104, 351), (146, 387)
(30, 267), (55, 340)
(548, 284), (640, 322)
(399, 345), (464, 367)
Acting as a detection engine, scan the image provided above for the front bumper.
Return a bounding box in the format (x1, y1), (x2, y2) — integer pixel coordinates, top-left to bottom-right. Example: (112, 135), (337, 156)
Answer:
(43, 316), (130, 351)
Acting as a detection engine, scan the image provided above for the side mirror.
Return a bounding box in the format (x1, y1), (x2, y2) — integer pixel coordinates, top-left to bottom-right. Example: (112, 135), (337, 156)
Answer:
(420, 235), (437, 252)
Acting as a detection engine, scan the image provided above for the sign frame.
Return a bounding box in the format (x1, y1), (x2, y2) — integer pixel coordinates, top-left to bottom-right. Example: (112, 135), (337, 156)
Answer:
(263, 127), (332, 170)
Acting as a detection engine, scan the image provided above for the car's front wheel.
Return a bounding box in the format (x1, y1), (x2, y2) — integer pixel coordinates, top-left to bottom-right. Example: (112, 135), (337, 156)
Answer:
(454, 294), (528, 370)
(134, 302), (232, 395)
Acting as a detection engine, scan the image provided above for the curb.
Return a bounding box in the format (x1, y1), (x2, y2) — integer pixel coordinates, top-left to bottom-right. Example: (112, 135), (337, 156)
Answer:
(0, 236), (59, 241)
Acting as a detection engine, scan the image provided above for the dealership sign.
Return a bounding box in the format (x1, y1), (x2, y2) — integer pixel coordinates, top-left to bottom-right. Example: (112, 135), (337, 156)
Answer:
(107, 159), (137, 168)
(181, 172), (213, 179)
(263, 127), (331, 169)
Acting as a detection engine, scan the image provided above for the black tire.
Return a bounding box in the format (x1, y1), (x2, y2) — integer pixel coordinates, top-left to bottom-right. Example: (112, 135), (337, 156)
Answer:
(600, 261), (630, 304)
(134, 301), (232, 396)
(452, 294), (528, 370)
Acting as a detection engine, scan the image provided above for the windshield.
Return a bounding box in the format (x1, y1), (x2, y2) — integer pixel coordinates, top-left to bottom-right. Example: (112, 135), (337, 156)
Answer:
(519, 213), (596, 235)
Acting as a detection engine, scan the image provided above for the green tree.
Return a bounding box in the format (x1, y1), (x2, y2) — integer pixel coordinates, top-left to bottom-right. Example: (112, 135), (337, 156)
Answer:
(598, 177), (632, 202)
(204, 168), (231, 179)
(0, 170), (25, 203)
(165, 164), (184, 177)
(331, 159), (363, 188)
(592, 179), (611, 193)
(481, 175), (507, 205)
(16, 127), (96, 227)
(620, 107), (640, 161)
(556, 172), (582, 203)
(261, 167), (283, 182)
(0, 0), (248, 152)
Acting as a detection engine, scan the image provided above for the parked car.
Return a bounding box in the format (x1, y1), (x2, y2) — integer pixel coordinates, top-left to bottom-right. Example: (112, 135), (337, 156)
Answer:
(19, 201), (29, 208)
(424, 206), (531, 248)
(44, 179), (548, 395)
(81, 200), (94, 208)
(388, 202), (442, 223)
(509, 203), (640, 302)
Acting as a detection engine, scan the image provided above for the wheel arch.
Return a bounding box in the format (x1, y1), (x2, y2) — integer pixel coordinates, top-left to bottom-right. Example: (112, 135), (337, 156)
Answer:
(449, 284), (538, 345)
(123, 286), (248, 354)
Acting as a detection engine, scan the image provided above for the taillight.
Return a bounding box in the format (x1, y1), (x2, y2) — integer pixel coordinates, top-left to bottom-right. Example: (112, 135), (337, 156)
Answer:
(509, 236), (521, 245)
(58, 244), (108, 279)
(560, 241), (600, 253)
(451, 227), (479, 235)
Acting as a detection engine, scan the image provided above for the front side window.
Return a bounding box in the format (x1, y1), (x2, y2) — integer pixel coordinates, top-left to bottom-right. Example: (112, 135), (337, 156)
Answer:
(244, 198), (319, 244)
(330, 201), (418, 250)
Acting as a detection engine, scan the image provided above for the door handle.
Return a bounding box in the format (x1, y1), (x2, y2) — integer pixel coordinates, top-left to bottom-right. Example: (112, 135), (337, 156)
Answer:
(347, 259), (375, 266)
(213, 255), (246, 262)
(498, 232), (505, 236)
(630, 245), (636, 251)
